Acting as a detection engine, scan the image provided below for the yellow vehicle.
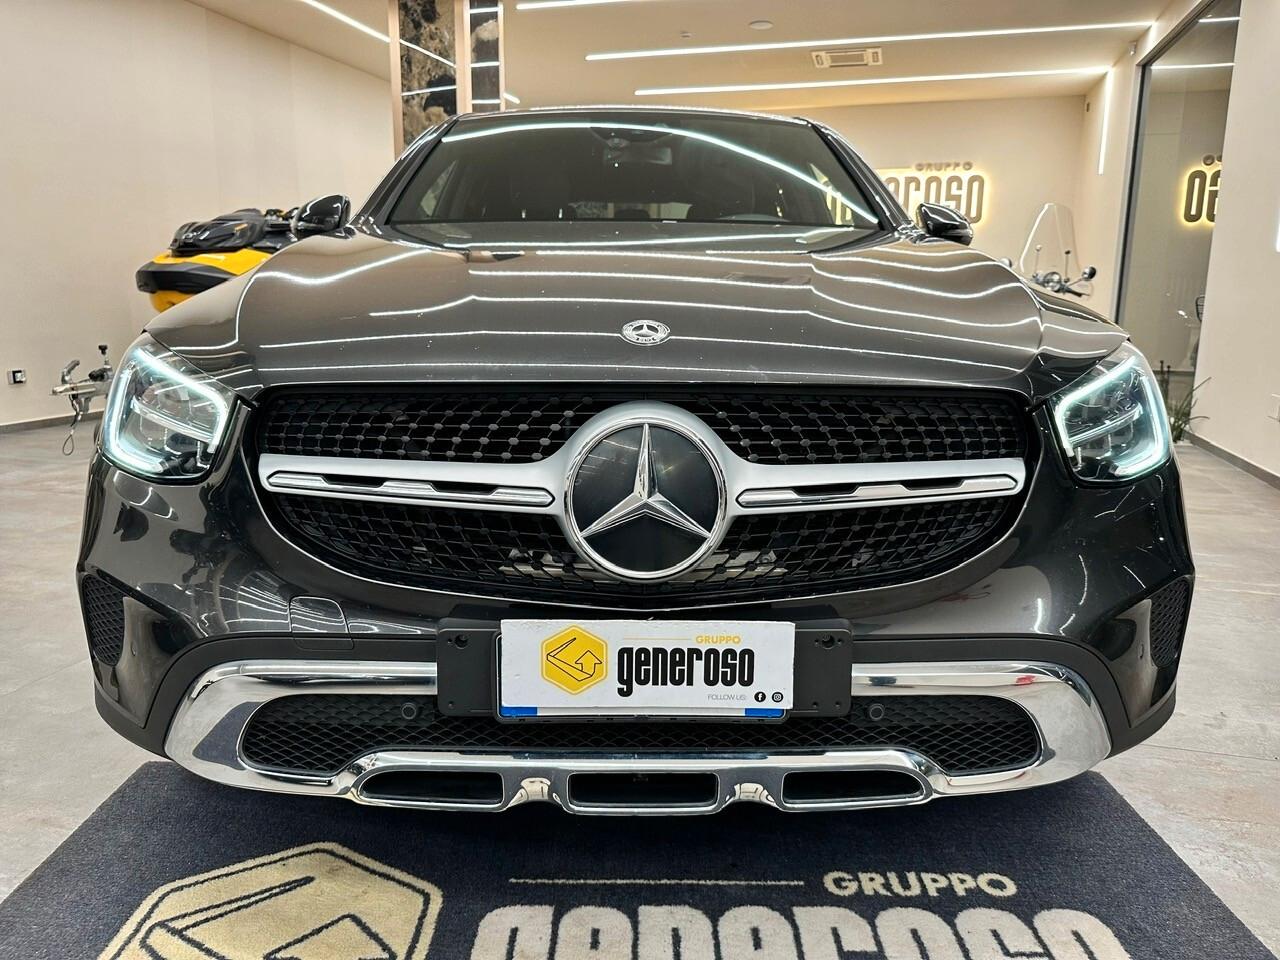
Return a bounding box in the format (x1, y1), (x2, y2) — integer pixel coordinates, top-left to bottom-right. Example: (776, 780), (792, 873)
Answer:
(135, 208), (295, 312)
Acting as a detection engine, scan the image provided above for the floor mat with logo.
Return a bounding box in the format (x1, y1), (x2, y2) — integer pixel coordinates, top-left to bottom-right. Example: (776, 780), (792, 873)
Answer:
(0, 762), (1272, 959)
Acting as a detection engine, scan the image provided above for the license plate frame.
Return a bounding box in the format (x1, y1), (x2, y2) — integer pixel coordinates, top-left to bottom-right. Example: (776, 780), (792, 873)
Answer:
(497, 619), (796, 719)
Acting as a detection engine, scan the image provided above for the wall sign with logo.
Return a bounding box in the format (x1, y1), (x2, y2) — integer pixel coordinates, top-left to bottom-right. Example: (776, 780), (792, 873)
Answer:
(1181, 154), (1222, 226)
(878, 161), (988, 224)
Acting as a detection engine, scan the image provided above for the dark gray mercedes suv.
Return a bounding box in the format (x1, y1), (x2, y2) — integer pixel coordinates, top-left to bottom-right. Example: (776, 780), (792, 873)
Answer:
(81, 107), (1193, 814)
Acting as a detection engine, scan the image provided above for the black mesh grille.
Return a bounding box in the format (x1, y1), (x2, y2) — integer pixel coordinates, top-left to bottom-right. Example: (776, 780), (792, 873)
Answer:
(241, 694), (1040, 778)
(257, 388), (1027, 466)
(81, 576), (126, 666)
(273, 494), (1013, 605)
(1149, 578), (1192, 667)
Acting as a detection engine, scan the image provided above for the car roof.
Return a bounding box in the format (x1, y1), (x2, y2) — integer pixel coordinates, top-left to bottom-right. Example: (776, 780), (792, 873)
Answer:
(450, 104), (809, 127)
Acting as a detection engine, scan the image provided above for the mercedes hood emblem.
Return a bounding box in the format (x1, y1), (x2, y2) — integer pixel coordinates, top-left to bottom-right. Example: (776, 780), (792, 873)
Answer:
(621, 319), (671, 345)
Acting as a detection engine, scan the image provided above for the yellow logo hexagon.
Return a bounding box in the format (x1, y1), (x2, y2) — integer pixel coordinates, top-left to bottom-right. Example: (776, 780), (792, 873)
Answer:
(541, 626), (608, 694)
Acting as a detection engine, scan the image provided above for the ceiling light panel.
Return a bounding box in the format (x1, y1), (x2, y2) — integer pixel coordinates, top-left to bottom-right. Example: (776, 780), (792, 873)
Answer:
(1150, 61), (1235, 70)
(296, 0), (387, 41)
(402, 84), (458, 97)
(635, 67), (1111, 97)
(589, 21), (1153, 62)
(517, 0), (642, 9)
(296, 0), (455, 67)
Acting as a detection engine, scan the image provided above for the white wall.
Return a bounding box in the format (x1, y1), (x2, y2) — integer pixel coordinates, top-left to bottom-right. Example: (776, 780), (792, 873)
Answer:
(1193, 0), (1280, 476)
(803, 97), (1086, 270)
(0, 0), (394, 427)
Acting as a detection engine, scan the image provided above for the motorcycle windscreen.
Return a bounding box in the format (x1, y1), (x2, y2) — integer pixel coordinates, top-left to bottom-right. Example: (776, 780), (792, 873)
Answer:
(1018, 203), (1079, 279)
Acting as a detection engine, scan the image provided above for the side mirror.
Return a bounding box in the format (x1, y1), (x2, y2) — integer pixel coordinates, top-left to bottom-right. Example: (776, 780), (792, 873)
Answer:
(292, 194), (350, 236)
(1081, 265), (1098, 280)
(916, 202), (974, 246)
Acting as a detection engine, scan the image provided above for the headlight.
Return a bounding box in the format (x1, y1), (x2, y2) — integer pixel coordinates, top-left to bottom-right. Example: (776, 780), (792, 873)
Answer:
(1050, 341), (1171, 483)
(101, 334), (235, 480)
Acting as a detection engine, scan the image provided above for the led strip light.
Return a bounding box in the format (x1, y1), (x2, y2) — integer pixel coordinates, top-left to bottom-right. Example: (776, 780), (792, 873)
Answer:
(635, 66), (1111, 98)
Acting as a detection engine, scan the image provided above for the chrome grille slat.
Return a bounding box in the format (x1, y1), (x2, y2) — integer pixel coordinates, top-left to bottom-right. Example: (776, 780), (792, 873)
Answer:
(258, 451), (1025, 516)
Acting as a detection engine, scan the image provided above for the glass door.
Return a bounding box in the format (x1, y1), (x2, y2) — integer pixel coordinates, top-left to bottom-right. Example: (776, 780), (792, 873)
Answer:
(1116, 0), (1240, 406)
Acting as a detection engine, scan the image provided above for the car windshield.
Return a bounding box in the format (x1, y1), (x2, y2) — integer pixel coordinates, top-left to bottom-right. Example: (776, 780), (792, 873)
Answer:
(388, 111), (882, 238)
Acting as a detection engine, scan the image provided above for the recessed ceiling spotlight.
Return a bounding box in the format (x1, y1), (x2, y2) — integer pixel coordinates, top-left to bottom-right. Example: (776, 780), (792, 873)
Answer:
(749, 20), (774, 31)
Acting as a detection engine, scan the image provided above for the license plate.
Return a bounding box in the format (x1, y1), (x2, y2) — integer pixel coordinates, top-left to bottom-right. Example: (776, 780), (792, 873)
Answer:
(498, 620), (795, 718)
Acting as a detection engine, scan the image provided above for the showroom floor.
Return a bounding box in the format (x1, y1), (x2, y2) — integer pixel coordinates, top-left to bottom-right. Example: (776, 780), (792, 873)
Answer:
(0, 424), (1276, 951)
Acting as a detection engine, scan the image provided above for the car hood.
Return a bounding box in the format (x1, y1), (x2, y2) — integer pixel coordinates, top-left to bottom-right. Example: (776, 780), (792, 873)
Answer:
(148, 228), (1125, 404)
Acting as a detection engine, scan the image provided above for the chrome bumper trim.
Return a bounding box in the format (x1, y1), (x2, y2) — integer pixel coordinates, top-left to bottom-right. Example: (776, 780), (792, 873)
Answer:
(164, 659), (1110, 815)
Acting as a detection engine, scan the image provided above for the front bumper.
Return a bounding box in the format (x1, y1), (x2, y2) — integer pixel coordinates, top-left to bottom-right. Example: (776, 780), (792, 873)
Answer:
(165, 659), (1110, 814)
(79, 405), (1195, 810)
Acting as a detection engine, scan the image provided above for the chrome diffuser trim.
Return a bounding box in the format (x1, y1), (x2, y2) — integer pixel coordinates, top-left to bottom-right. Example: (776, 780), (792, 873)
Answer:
(257, 402), (1027, 519)
(165, 658), (1110, 815)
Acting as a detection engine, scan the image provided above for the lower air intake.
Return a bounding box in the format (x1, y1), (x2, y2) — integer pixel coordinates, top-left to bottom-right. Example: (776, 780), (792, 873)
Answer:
(1149, 578), (1192, 667)
(240, 694), (1040, 779)
(81, 576), (127, 666)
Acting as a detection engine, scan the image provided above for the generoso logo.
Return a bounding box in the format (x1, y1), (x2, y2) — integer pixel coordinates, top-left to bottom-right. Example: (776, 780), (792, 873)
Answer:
(470, 902), (1134, 959)
(103, 846), (1138, 960)
(615, 641), (755, 698)
(540, 627), (608, 694)
(540, 627), (758, 699)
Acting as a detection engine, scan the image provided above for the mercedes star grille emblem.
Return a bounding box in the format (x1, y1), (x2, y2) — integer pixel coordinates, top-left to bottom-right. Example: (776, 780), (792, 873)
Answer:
(566, 416), (725, 581)
(621, 319), (671, 345)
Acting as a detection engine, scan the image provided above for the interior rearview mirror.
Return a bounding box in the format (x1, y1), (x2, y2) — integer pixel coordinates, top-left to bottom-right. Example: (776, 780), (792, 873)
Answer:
(292, 194), (350, 237)
(916, 202), (974, 246)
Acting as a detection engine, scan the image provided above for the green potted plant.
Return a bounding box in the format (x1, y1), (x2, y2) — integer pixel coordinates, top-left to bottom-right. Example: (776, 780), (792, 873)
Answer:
(1165, 376), (1210, 443)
